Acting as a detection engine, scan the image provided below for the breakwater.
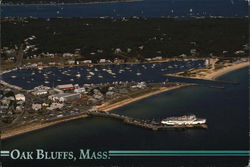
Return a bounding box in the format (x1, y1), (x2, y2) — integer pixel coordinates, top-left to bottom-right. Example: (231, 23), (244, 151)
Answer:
(87, 111), (207, 131)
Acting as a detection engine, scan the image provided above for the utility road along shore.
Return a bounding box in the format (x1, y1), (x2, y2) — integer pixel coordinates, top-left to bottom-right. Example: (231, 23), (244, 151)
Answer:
(1, 113), (88, 140)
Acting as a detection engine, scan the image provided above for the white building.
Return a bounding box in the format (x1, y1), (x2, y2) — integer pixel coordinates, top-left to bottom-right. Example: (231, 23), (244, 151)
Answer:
(15, 94), (25, 101)
(32, 90), (48, 96)
(32, 104), (42, 111)
(99, 59), (106, 63)
(56, 84), (74, 91)
(48, 93), (81, 102)
(46, 103), (64, 110)
(67, 60), (75, 65)
(63, 53), (74, 57)
(114, 48), (122, 54)
(83, 60), (92, 64)
(74, 87), (86, 93)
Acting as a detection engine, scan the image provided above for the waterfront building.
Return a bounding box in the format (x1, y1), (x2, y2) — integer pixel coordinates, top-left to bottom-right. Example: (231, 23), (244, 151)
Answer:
(48, 93), (81, 102)
(32, 90), (48, 96)
(74, 87), (86, 94)
(56, 84), (74, 91)
(46, 103), (64, 110)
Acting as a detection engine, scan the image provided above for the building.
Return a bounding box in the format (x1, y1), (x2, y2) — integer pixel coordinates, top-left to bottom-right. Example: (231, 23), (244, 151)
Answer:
(83, 60), (92, 64)
(46, 103), (64, 110)
(99, 59), (106, 63)
(48, 93), (81, 102)
(32, 90), (48, 96)
(32, 104), (42, 111)
(63, 53), (74, 57)
(67, 60), (75, 65)
(56, 84), (74, 91)
(153, 56), (162, 60)
(48, 62), (56, 66)
(74, 87), (86, 94)
(15, 94), (25, 101)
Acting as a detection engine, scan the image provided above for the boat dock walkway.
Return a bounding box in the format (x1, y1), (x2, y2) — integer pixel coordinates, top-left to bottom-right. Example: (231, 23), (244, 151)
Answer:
(86, 111), (207, 131)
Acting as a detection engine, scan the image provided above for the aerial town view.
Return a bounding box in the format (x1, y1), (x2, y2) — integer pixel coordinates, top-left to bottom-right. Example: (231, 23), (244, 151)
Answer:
(0, 0), (249, 167)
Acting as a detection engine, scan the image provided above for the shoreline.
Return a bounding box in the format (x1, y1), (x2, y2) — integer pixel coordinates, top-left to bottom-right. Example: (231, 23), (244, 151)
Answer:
(164, 61), (249, 81)
(1, 113), (88, 140)
(203, 61), (249, 80)
(97, 84), (195, 112)
(1, 61), (248, 140)
(1, 84), (193, 140)
(1, 0), (143, 6)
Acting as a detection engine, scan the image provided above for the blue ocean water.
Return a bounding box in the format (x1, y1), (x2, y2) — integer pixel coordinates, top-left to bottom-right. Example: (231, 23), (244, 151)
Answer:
(1, 0), (248, 18)
(1, 67), (249, 167)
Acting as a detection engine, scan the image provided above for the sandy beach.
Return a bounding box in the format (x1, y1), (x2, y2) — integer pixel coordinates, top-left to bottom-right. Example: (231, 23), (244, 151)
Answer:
(165, 61), (249, 81)
(203, 61), (249, 80)
(97, 83), (195, 112)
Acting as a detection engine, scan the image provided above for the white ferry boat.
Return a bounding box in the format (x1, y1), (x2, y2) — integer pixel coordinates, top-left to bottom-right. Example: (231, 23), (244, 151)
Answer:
(161, 115), (206, 125)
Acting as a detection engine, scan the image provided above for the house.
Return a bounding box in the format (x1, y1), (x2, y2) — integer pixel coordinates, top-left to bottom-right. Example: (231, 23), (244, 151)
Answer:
(153, 56), (162, 60)
(63, 53), (74, 57)
(179, 54), (187, 58)
(83, 60), (92, 64)
(99, 59), (106, 63)
(127, 48), (132, 53)
(56, 84), (74, 91)
(190, 49), (197, 55)
(48, 62), (56, 66)
(138, 45), (144, 50)
(32, 90), (48, 96)
(114, 58), (124, 64)
(67, 60), (75, 65)
(74, 87), (86, 93)
(15, 94), (25, 101)
(234, 50), (245, 55)
(46, 103), (64, 110)
(114, 48), (122, 54)
(32, 104), (42, 111)
(205, 59), (210, 67)
(106, 91), (115, 98)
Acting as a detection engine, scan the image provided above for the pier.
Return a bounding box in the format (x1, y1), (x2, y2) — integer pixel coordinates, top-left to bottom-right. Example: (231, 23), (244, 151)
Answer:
(86, 111), (208, 131)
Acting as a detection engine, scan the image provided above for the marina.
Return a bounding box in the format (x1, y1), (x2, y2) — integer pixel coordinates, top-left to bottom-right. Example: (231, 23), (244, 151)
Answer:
(1, 60), (231, 90)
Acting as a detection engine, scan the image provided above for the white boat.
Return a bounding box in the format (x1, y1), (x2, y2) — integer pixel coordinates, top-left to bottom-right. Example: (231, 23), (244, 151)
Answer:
(136, 72), (142, 76)
(161, 115), (206, 125)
